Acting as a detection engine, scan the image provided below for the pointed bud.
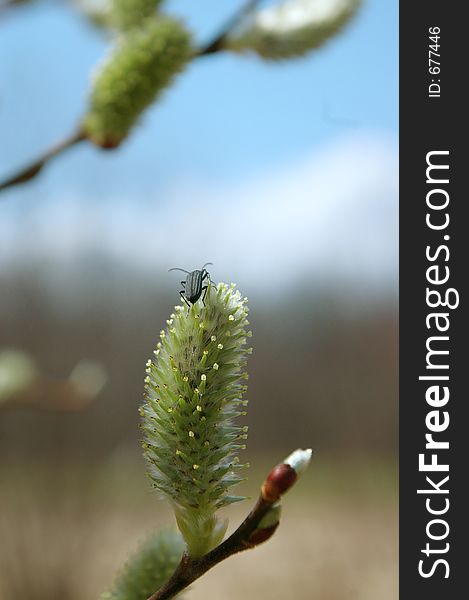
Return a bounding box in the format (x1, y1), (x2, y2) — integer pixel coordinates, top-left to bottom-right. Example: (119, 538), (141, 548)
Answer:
(248, 502), (282, 546)
(284, 448), (313, 475)
(262, 448), (312, 502)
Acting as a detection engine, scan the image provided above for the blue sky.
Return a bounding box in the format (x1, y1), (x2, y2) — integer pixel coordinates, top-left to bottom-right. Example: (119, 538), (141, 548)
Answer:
(0, 0), (398, 294)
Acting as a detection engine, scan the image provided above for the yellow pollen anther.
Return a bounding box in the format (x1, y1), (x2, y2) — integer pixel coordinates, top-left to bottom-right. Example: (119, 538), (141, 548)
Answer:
(193, 464), (200, 470)
(213, 363), (219, 370)
(201, 374), (207, 381)
(217, 343), (223, 350)
(188, 431), (195, 438)
(211, 335), (217, 342)
(228, 315), (235, 321)
(196, 405), (202, 412)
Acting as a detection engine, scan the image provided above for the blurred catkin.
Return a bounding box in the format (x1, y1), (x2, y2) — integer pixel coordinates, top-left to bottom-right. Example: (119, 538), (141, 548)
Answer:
(225, 0), (361, 60)
(141, 283), (251, 558)
(83, 17), (192, 148)
(101, 530), (185, 600)
(111, 0), (164, 31)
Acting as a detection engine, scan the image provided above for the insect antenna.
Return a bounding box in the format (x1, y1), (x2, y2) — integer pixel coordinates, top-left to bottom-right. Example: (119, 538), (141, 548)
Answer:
(168, 267), (190, 274)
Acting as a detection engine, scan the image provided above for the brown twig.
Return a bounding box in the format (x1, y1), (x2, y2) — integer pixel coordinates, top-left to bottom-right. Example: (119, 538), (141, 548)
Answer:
(0, 1), (260, 195)
(196, 0), (260, 57)
(0, 129), (85, 193)
(147, 448), (312, 600)
(0, 0), (30, 18)
(147, 496), (273, 600)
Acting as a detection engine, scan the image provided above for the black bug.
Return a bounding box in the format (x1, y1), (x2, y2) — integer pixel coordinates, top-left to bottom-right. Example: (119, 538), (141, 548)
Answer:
(168, 263), (213, 307)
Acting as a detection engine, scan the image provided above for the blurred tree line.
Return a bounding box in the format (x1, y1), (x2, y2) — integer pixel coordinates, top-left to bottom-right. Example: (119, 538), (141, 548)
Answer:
(0, 259), (397, 463)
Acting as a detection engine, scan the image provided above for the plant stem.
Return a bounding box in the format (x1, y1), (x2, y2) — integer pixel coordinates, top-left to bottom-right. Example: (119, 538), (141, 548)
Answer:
(147, 496), (273, 600)
(196, 0), (260, 57)
(148, 448), (313, 599)
(0, 129), (85, 194)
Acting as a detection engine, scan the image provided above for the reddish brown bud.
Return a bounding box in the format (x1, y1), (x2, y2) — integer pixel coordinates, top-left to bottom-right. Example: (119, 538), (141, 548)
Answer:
(247, 523), (279, 546)
(86, 133), (122, 150)
(262, 463), (297, 502)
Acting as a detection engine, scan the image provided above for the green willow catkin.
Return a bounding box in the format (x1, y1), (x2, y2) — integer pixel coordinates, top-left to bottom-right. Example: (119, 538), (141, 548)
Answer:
(111, 0), (164, 31)
(100, 530), (185, 600)
(141, 283), (251, 558)
(83, 17), (192, 148)
(225, 0), (361, 60)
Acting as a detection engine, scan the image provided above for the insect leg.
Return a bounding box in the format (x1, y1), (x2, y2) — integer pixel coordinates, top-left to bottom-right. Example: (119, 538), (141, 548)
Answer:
(201, 285), (208, 306)
(180, 291), (191, 308)
(202, 270), (216, 285)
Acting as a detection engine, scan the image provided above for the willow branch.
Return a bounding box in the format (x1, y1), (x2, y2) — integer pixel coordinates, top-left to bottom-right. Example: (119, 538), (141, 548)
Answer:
(196, 0), (260, 57)
(0, 2), (261, 195)
(147, 497), (272, 600)
(147, 448), (312, 600)
(0, 129), (85, 193)
(0, 0), (28, 17)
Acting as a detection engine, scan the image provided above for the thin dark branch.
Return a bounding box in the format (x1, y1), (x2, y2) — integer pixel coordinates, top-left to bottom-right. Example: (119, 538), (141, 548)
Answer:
(147, 496), (274, 600)
(0, 0), (32, 18)
(145, 446), (314, 600)
(196, 0), (260, 57)
(0, 130), (85, 194)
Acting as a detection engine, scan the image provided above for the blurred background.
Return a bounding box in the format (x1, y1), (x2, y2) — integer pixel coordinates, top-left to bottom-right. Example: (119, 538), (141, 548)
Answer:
(0, 1), (398, 599)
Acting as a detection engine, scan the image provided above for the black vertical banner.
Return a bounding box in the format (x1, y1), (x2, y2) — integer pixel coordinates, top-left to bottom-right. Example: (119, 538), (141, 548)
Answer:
(400, 2), (467, 599)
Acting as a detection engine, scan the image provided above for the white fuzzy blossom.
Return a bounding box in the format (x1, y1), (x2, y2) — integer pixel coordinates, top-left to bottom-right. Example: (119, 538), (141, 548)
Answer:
(225, 0), (361, 60)
(284, 448), (313, 475)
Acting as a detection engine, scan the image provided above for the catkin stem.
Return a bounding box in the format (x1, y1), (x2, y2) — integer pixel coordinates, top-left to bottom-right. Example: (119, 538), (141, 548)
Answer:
(147, 495), (272, 600)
